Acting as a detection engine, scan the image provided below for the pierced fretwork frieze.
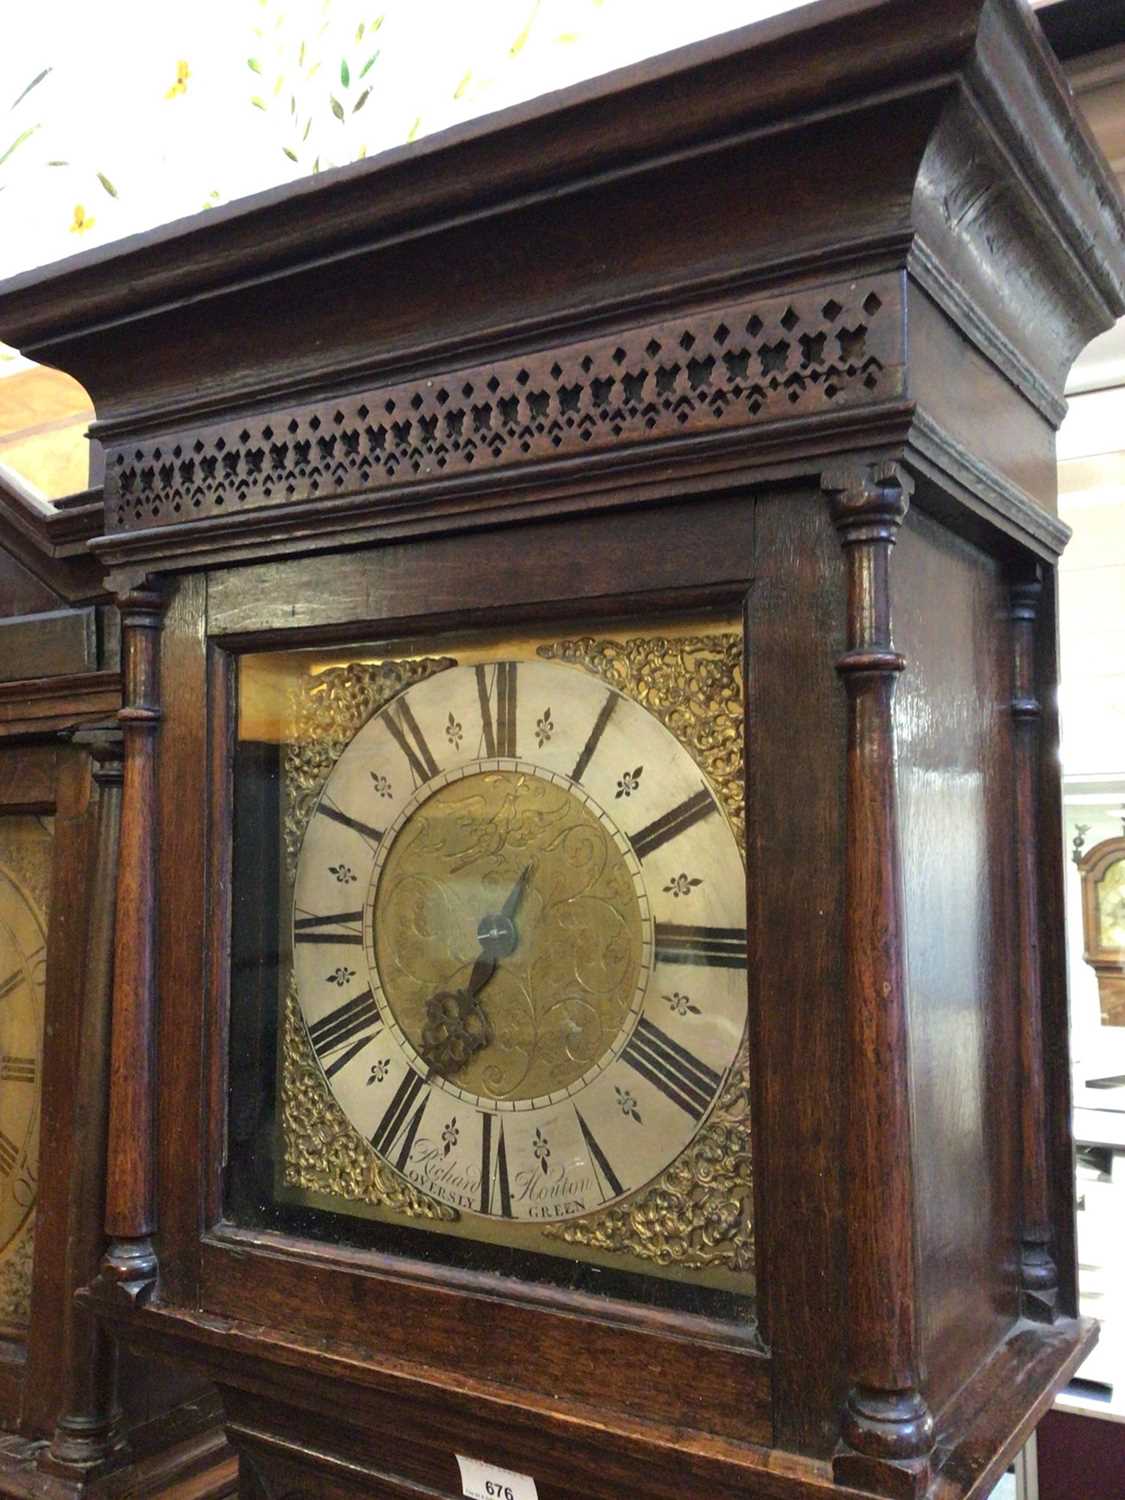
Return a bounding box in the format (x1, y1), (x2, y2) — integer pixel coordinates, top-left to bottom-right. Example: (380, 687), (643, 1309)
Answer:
(106, 276), (903, 533)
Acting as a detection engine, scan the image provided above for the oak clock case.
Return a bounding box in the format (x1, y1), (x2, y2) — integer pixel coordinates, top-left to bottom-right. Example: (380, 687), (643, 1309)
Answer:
(0, 481), (237, 1496)
(228, 619), (755, 1313)
(2, 2), (1120, 1497)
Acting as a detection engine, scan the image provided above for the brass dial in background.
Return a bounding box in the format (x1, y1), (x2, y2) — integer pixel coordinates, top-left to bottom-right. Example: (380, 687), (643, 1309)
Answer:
(0, 817), (50, 1334)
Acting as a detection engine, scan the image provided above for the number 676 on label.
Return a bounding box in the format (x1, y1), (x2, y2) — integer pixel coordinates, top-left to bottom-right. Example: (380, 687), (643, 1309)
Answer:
(455, 1454), (538, 1500)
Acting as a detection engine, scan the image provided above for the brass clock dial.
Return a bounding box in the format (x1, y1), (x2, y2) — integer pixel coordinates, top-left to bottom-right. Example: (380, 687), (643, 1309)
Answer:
(0, 820), (49, 1330)
(1096, 856), (1125, 949)
(292, 660), (746, 1224)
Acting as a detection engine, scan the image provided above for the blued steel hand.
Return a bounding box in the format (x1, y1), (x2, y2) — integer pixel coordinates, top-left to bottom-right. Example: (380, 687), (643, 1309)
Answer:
(420, 865), (535, 1075)
(476, 863), (534, 960)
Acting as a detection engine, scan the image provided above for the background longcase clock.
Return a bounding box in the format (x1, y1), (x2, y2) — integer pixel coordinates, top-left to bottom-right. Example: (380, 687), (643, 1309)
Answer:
(228, 616), (755, 1312)
(1077, 832), (1125, 1026)
(0, 475), (237, 1498)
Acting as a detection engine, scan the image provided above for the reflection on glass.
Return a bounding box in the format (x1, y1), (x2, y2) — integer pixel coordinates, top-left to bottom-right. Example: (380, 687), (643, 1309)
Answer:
(228, 617), (755, 1320)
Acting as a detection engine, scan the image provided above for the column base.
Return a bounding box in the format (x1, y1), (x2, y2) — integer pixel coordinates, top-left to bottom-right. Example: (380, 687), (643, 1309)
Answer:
(835, 1386), (934, 1498)
(93, 1237), (158, 1309)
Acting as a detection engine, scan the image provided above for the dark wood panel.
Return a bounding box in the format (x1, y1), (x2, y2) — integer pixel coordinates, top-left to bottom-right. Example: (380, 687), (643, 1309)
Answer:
(906, 283), (1058, 517)
(1036, 566), (1079, 1316)
(747, 487), (848, 1457)
(0, 609), (96, 681)
(0, 744), (58, 811)
(23, 748), (99, 1438)
(891, 510), (1020, 1420)
(0, 671), (120, 739)
(200, 1236), (770, 1446)
(205, 495), (757, 641)
(155, 576), (210, 1307)
(0, 552), (61, 619)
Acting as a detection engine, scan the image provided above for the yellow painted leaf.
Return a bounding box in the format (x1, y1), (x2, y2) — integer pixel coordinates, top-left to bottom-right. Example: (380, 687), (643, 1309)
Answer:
(357, 144), (367, 159)
(407, 116), (421, 142)
(356, 22), (365, 42)
(164, 59), (190, 99)
(273, 73), (284, 95)
(556, 32), (579, 42)
(96, 171), (118, 198)
(283, 146), (298, 161)
(453, 70), (472, 100)
(247, 57), (262, 72)
(251, 96), (268, 110)
(510, 0), (541, 57)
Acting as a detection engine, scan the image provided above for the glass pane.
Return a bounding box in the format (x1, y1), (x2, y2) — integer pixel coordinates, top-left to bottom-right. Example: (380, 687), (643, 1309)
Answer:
(227, 614), (755, 1321)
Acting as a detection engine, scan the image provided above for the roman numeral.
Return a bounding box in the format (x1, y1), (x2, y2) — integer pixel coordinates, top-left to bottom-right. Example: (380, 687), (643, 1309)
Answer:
(476, 663), (517, 759)
(308, 989), (381, 1078)
(293, 910), (364, 945)
(0, 1056), (35, 1084)
(570, 690), (617, 783)
(631, 787), (716, 861)
(622, 1017), (721, 1122)
(479, 1113), (513, 1217)
(316, 800), (384, 847)
(385, 698), (439, 787)
(0, 1132), (18, 1175)
(371, 1069), (429, 1169)
(0, 971), (23, 1003)
(575, 1109), (624, 1201)
(653, 922), (748, 969)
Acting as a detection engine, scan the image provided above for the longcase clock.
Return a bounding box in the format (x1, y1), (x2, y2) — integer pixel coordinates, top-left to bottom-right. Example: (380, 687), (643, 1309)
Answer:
(0, 2), (1121, 1498)
(1077, 832), (1125, 1027)
(0, 474), (237, 1498)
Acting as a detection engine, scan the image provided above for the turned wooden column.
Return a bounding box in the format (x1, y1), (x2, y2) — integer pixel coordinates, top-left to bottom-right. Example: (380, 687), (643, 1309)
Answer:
(42, 736), (127, 1479)
(823, 463), (933, 1500)
(1010, 574), (1058, 1322)
(99, 587), (164, 1305)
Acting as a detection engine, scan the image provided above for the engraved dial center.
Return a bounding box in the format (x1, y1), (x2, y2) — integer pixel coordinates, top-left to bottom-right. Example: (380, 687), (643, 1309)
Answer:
(370, 768), (648, 1105)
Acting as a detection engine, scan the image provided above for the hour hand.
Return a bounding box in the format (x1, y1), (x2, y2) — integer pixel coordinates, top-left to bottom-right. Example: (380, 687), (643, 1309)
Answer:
(419, 948), (499, 1078)
(420, 984), (492, 1077)
(419, 868), (534, 1078)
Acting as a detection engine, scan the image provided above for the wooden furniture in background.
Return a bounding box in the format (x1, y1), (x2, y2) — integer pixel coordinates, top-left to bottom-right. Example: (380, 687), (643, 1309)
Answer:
(0, 2), (1121, 1497)
(0, 475), (237, 1498)
(1077, 833), (1125, 1027)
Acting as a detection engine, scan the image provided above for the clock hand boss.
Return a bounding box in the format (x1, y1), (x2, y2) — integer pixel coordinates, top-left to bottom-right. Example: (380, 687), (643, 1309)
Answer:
(419, 864), (535, 1077)
(474, 862), (534, 961)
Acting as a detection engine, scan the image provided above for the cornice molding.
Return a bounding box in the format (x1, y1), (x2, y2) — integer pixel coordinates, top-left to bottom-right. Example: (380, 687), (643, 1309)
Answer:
(0, 474), (106, 604)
